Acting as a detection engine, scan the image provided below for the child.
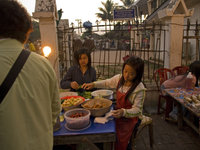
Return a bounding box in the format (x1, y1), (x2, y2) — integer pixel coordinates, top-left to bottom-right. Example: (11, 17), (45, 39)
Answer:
(60, 48), (96, 91)
(82, 56), (146, 150)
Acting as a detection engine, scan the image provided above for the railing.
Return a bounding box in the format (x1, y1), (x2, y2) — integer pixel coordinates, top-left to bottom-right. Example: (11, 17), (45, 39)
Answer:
(57, 19), (200, 85)
(57, 21), (167, 85)
(182, 19), (200, 65)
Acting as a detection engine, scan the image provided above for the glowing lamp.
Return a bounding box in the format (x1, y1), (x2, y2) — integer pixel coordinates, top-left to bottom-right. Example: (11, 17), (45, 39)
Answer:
(42, 46), (51, 57)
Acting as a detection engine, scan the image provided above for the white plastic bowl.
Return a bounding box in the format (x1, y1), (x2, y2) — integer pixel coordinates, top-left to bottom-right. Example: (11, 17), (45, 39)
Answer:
(91, 89), (113, 99)
(64, 108), (90, 129)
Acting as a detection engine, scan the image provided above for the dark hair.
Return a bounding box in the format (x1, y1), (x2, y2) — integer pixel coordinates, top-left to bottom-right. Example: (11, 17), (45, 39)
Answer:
(189, 61), (200, 87)
(117, 56), (144, 100)
(0, 0), (32, 43)
(74, 48), (92, 68)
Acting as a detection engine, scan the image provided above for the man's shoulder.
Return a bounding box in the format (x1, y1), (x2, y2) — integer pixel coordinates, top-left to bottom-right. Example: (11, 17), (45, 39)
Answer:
(29, 52), (55, 71)
(30, 52), (47, 63)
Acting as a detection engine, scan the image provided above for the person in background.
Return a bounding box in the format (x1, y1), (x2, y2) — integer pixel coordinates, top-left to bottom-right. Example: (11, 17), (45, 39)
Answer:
(161, 61), (200, 92)
(82, 56), (146, 150)
(24, 40), (30, 50)
(161, 71), (196, 93)
(161, 61), (200, 120)
(28, 39), (36, 52)
(24, 39), (36, 52)
(0, 1), (61, 150)
(60, 48), (96, 91)
(189, 60), (200, 87)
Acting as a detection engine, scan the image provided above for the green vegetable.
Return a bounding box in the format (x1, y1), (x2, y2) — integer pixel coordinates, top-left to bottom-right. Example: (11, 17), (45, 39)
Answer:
(78, 91), (92, 99)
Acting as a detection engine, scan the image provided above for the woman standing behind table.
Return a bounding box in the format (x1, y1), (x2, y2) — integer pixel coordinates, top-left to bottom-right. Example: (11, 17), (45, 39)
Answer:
(83, 56), (146, 150)
(60, 48), (96, 91)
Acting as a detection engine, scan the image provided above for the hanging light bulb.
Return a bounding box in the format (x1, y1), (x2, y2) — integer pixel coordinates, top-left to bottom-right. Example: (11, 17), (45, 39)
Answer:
(42, 46), (51, 57)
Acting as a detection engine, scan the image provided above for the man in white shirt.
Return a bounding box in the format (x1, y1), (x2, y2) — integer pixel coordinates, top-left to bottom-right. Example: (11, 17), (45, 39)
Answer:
(0, 1), (61, 150)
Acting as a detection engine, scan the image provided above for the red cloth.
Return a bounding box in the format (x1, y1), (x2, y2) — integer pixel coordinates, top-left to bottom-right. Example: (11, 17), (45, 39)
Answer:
(115, 89), (138, 150)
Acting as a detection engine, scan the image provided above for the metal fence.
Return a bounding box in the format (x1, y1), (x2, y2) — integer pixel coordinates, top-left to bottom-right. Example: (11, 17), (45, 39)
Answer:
(57, 21), (168, 85)
(57, 19), (200, 84)
(182, 19), (200, 65)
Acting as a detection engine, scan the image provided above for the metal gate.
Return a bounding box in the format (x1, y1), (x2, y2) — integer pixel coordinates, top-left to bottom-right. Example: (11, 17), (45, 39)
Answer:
(57, 21), (168, 84)
(182, 19), (200, 65)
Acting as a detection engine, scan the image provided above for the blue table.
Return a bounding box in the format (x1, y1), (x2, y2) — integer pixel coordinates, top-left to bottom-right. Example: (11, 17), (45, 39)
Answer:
(165, 88), (200, 135)
(54, 117), (116, 150)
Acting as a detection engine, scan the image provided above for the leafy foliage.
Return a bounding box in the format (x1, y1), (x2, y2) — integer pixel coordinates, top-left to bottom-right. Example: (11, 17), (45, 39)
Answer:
(29, 20), (40, 41)
(120, 0), (135, 9)
(96, 0), (115, 22)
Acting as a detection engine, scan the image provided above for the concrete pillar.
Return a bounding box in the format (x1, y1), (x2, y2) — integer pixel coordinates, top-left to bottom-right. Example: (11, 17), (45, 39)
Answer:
(157, 0), (194, 69)
(164, 25), (170, 68)
(147, 0), (152, 15)
(168, 16), (184, 69)
(33, 0), (60, 82)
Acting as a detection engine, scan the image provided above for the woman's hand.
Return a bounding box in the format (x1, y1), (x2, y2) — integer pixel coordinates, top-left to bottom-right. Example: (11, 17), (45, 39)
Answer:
(82, 83), (95, 90)
(112, 109), (124, 118)
(70, 81), (79, 90)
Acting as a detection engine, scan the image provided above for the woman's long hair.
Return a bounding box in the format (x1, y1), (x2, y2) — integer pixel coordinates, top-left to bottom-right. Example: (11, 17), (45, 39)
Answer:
(117, 56), (144, 100)
(189, 61), (200, 87)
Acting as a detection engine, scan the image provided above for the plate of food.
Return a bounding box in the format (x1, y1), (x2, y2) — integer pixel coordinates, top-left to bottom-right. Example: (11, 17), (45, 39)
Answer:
(61, 96), (85, 111)
(59, 91), (78, 98)
(78, 91), (92, 99)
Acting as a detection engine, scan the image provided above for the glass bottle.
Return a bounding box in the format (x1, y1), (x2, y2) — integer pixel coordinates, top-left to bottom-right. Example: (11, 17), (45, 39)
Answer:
(185, 72), (193, 90)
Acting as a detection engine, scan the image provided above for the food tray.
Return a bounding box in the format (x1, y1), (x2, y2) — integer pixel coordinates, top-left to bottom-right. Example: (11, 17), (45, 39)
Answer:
(61, 96), (85, 111)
